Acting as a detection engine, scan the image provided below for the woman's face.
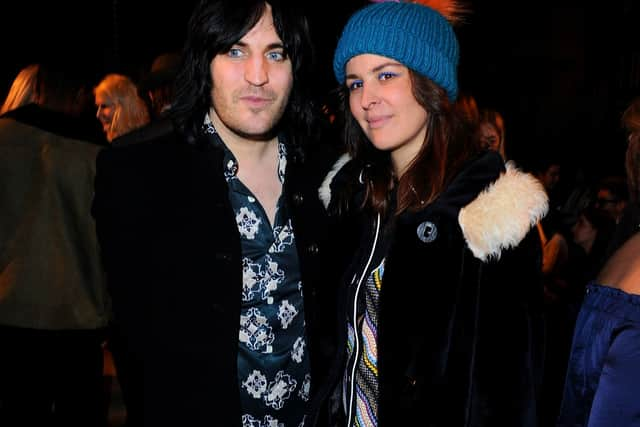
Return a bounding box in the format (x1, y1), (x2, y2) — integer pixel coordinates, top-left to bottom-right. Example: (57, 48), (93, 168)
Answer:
(571, 214), (597, 250)
(479, 122), (501, 152)
(345, 53), (428, 175)
(95, 92), (115, 136)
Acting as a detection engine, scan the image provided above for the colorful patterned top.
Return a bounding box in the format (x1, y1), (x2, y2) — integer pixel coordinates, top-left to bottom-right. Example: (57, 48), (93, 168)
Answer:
(344, 260), (384, 427)
(204, 116), (310, 427)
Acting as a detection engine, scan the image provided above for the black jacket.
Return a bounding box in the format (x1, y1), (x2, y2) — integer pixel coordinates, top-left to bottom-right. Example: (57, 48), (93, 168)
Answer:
(92, 120), (341, 426)
(318, 151), (549, 426)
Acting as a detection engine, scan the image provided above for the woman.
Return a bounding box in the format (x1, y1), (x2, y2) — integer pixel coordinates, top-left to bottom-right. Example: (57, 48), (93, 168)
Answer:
(477, 108), (506, 160)
(0, 64), (39, 115)
(557, 235), (640, 427)
(557, 97), (640, 427)
(94, 73), (150, 142)
(571, 206), (615, 275)
(318, 1), (549, 426)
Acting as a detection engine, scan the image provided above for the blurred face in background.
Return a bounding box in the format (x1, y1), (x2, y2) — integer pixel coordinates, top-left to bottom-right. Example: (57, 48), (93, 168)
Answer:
(594, 188), (626, 223)
(538, 164), (561, 192)
(95, 92), (115, 138)
(479, 122), (500, 152)
(571, 213), (597, 253)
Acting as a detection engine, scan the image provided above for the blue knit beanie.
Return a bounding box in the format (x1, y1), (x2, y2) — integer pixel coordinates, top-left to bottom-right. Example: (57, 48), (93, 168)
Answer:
(333, 1), (459, 101)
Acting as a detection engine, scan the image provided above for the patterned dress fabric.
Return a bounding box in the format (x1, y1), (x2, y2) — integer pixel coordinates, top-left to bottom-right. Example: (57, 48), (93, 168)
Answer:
(344, 260), (384, 427)
(204, 116), (310, 427)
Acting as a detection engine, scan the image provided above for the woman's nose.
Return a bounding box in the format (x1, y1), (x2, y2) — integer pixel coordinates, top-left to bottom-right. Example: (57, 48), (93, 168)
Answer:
(360, 84), (379, 110)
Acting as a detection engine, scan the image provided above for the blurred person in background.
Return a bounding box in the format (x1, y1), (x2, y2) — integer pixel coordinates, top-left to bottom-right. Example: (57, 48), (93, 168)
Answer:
(94, 73), (150, 143)
(602, 96), (640, 259)
(0, 61), (110, 427)
(0, 64), (39, 115)
(593, 175), (628, 225)
(557, 96), (640, 427)
(140, 51), (181, 120)
(477, 107), (506, 160)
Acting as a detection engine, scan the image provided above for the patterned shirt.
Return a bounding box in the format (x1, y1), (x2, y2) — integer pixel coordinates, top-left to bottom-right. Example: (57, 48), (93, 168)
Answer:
(204, 116), (310, 427)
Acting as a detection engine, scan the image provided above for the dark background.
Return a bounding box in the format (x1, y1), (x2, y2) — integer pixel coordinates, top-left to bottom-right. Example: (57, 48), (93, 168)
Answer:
(2, 0), (639, 182)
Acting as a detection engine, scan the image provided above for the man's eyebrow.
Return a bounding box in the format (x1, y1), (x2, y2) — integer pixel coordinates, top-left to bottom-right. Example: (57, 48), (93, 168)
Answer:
(231, 41), (285, 50)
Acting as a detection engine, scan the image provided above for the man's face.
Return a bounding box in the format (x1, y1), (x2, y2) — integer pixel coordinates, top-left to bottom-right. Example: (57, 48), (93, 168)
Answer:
(209, 5), (293, 141)
(540, 164), (561, 192)
(595, 188), (625, 221)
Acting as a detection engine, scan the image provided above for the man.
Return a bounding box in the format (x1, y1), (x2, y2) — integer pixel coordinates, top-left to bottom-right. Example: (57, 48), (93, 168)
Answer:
(91, 1), (339, 426)
(0, 63), (110, 426)
(140, 51), (181, 120)
(593, 176), (628, 224)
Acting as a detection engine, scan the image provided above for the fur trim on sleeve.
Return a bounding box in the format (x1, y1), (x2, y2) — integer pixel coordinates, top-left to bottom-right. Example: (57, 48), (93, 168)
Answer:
(458, 161), (548, 261)
(319, 153), (351, 209)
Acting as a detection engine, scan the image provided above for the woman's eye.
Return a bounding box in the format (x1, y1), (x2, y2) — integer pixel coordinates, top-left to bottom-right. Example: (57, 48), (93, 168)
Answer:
(379, 72), (396, 81)
(347, 80), (363, 91)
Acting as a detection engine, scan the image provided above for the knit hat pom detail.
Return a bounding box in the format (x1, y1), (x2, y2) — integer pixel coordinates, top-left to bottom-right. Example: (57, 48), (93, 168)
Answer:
(409, 0), (466, 25)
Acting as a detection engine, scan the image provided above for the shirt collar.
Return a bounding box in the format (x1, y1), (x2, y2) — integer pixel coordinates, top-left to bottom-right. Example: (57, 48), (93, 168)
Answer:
(203, 113), (287, 183)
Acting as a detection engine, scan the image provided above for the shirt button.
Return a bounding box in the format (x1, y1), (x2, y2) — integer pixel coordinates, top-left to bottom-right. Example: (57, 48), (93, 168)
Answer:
(306, 243), (319, 255)
(215, 252), (231, 262)
(292, 193), (304, 205)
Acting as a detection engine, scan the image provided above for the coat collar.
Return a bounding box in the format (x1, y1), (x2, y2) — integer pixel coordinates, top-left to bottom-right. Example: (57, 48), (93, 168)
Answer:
(322, 150), (548, 262)
(2, 104), (104, 145)
(401, 152), (548, 261)
(458, 160), (548, 261)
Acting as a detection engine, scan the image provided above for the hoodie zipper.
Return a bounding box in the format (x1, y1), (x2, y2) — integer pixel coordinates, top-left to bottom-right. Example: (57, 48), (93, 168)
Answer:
(346, 213), (381, 425)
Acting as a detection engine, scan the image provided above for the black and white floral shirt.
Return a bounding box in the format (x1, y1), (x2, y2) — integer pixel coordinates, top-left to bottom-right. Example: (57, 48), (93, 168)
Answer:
(204, 115), (310, 427)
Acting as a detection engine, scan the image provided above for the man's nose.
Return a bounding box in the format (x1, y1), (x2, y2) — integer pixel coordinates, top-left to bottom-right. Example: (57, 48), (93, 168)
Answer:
(245, 56), (268, 86)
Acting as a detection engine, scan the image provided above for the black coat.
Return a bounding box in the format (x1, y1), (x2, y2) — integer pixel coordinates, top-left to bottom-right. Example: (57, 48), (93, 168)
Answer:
(92, 120), (341, 427)
(319, 151), (549, 426)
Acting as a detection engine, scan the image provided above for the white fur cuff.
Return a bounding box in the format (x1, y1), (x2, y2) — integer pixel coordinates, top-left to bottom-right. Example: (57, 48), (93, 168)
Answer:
(458, 162), (548, 261)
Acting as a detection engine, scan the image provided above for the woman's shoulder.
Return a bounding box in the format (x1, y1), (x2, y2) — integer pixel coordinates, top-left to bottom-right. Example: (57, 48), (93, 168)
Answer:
(597, 232), (640, 295)
(455, 154), (549, 262)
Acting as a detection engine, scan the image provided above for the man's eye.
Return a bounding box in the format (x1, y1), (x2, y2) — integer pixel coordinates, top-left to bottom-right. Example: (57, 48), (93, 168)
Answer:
(228, 48), (244, 58)
(267, 51), (285, 61)
(347, 80), (363, 91)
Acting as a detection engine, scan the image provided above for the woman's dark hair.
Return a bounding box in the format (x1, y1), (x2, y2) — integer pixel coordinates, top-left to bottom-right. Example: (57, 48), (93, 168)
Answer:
(622, 96), (640, 204)
(171, 0), (315, 155)
(339, 69), (477, 216)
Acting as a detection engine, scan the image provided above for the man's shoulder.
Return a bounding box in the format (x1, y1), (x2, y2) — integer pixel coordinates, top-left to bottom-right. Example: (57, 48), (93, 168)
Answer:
(111, 118), (177, 148)
(100, 119), (191, 164)
(1, 104), (105, 146)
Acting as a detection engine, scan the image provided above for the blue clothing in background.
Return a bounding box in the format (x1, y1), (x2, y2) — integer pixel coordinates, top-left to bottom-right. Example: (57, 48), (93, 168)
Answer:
(557, 283), (640, 427)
